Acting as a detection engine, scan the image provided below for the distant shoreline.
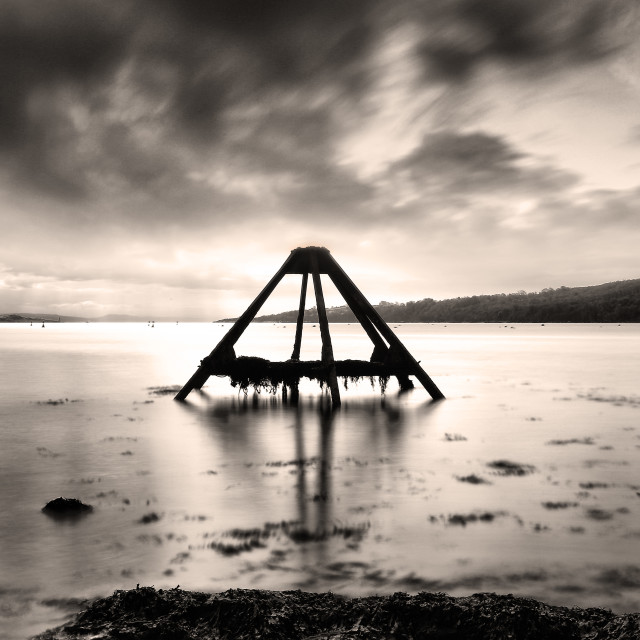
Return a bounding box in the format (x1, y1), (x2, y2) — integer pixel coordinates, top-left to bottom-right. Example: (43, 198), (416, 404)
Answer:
(222, 278), (640, 324)
(0, 313), (163, 323)
(4, 277), (640, 325)
(2, 315), (639, 325)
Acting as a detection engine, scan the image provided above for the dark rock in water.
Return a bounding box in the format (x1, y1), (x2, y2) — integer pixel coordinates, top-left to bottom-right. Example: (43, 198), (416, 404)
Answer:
(42, 497), (93, 517)
(32, 586), (640, 640)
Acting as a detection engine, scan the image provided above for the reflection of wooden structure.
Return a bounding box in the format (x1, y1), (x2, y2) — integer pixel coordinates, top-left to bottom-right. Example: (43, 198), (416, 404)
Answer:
(175, 246), (444, 407)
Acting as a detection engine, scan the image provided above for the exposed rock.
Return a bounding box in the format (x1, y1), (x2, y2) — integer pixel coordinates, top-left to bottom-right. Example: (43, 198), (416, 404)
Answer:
(138, 512), (161, 524)
(42, 497), (93, 518)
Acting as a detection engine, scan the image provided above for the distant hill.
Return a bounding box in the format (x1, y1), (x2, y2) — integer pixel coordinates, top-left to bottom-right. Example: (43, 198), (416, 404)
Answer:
(219, 278), (640, 324)
(0, 312), (153, 323)
(0, 313), (84, 323)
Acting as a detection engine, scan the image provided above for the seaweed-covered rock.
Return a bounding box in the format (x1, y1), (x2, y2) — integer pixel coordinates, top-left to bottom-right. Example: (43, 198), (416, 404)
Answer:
(42, 497), (93, 518)
(32, 586), (640, 640)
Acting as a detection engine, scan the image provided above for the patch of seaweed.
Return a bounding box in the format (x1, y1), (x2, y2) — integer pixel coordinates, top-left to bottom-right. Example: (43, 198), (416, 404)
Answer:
(579, 482), (611, 489)
(33, 587), (640, 640)
(585, 508), (614, 521)
(342, 376), (357, 390)
(547, 437), (595, 446)
(580, 393), (640, 407)
(228, 357), (285, 394)
(266, 457), (319, 468)
(342, 374), (390, 393)
(594, 566), (640, 589)
(583, 459), (629, 469)
(456, 474), (490, 485)
(428, 511), (506, 526)
(444, 433), (468, 441)
(147, 386), (182, 396)
(214, 357), (394, 395)
(37, 447), (63, 458)
(287, 522), (370, 544)
(542, 502), (579, 510)
(207, 539), (266, 556)
(447, 512), (499, 526)
(487, 460), (536, 476)
(200, 520), (370, 555)
(225, 357), (326, 394)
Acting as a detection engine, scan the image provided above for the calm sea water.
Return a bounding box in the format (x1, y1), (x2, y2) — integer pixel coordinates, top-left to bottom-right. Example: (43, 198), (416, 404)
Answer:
(1, 322), (639, 638)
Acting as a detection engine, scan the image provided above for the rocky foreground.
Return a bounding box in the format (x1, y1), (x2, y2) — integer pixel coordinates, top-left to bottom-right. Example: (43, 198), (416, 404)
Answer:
(33, 586), (640, 639)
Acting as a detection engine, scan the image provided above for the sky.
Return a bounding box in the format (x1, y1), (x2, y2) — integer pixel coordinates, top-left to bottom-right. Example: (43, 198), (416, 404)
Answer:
(1, 0), (639, 320)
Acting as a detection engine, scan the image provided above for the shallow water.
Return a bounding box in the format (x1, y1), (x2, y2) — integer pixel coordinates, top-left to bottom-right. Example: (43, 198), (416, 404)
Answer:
(1, 322), (639, 639)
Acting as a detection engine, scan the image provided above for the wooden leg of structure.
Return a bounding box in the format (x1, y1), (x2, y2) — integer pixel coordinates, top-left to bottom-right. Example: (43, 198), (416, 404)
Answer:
(327, 273), (414, 390)
(310, 255), (341, 409)
(326, 258), (444, 400)
(175, 252), (295, 400)
(290, 381), (300, 405)
(329, 277), (386, 354)
(291, 272), (308, 361)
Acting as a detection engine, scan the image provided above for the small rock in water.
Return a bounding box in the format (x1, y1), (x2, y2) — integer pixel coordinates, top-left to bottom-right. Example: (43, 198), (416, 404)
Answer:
(42, 497), (93, 517)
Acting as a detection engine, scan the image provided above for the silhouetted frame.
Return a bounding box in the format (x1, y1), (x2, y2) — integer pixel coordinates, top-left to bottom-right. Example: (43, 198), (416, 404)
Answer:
(175, 246), (444, 404)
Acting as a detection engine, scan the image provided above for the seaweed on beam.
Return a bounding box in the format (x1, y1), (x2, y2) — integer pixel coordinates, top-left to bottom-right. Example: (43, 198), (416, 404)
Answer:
(203, 356), (402, 395)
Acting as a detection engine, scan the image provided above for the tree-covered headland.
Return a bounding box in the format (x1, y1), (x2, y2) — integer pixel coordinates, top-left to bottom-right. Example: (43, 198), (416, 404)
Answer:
(243, 278), (640, 324)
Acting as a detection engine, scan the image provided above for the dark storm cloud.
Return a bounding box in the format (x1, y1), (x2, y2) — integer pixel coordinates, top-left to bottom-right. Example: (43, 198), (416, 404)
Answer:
(0, 1), (138, 195)
(0, 0), (634, 222)
(0, 1), (131, 142)
(214, 104), (376, 221)
(416, 0), (630, 81)
(563, 186), (640, 228)
(152, 0), (377, 90)
(391, 130), (578, 195)
(395, 131), (523, 184)
(0, 0), (383, 214)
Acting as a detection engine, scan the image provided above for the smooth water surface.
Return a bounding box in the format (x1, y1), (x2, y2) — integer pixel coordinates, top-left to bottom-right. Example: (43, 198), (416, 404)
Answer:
(1, 322), (639, 638)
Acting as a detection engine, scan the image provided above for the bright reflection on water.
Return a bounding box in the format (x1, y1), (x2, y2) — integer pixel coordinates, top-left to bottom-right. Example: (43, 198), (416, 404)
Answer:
(1, 322), (640, 638)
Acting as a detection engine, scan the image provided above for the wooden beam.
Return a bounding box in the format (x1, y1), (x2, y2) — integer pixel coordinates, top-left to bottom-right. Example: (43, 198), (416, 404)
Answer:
(327, 269), (414, 390)
(326, 272), (388, 355)
(192, 357), (418, 379)
(215, 252), (296, 349)
(174, 251), (295, 400)
(326, 256), (444, 400)
(290, 272), (308, 361)
(310, 253), (341, 408)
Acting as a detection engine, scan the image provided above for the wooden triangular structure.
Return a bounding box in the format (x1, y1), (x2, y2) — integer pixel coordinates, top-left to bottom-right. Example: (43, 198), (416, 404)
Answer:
(175, 246), (444, 406)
